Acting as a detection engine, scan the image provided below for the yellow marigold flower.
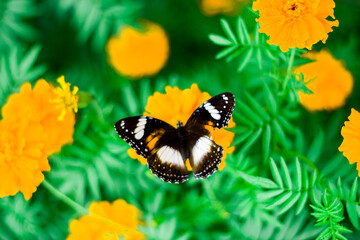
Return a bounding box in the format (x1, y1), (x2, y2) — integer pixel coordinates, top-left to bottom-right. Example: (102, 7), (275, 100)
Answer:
(294, 50), (353, 111)
(128, 84), (236, 171)
(199, 0), (249, 16)
(53, 76), (79, 121)
(1, 78), (76, 155)
(67, 199), (144, 240)
(106, 20), (169, 79)
(339, 109), (360, 177)
(252, 0), (339, 52)
(0, 119), (49, 200)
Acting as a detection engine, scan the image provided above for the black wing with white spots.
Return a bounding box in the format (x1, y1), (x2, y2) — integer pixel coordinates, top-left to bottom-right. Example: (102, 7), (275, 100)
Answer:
(188, 135), (223, 179)
(185, 92), (235, 131)
(115, 116), (189, 183)
(146, 130), (190, 183)
(115, 116), (174, 159)
(115, 92), (235, 184)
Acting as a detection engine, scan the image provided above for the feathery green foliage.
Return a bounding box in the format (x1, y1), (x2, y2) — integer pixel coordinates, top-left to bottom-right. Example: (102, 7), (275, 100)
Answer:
(0, 0), (360, 239)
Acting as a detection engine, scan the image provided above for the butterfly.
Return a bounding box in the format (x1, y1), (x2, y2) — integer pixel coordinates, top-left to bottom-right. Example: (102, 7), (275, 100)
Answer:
(115, 92), (235, 183)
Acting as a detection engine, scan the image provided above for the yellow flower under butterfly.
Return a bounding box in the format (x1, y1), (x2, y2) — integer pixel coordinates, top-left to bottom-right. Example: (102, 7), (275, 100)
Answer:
(1, 77), (77, 155)
(128, 84), (236, 171)
(106, 20), (169, 79)
(339, 109), (360, 177)
(294, 50), (353, 111)
(253, 0), (339, 52)
(67, 199), (144, 240)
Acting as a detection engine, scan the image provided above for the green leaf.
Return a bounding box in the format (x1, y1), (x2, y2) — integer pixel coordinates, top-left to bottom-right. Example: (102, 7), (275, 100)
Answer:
(296, 192), (308, 215)
(308, 129), (324, 163)
(256, 47), (262, 70)
(350, 177), (358, 202)
(264, 48), (277, 61)
(220, 19), (237, 44)
(263, 83), (277, 115)
(86, 167), (100, 200)
(270, 158), (283, 188)
(272, 119), (289, 149)
(237, 17), (251, 44)
(237, 100), (263, 126)
(232, 129), (254, 146)
(257, 189), (284, 201)
(122, 84), (139, 114)
(303, 163), (309, 189)
(266, 191), (292, 209)
(215, 45), (238, 59)
(335, 233), (349, 240)
(240, 126), (263, 154)
(276, 115), (296, 135)
(278, 192), (301, 215)
(236, 17), (245, 44)
(233, 109), (255, 128)
(280, 157), (292, 189)
(316, 227), (331, 240)
(311, 170), (318, 187)
(239, 171), (278, 189)
(346, 202), (359, 230)
(158, 218), (177, 240)
(237, 47), (253, 72)
(295, 158), (302, 190)
(262, 124), (271, 161)
(243, 92), (271, 122)
(209, 34), (233, 46)
(337, 177), (345, 199)
(19, 44), (42, 75)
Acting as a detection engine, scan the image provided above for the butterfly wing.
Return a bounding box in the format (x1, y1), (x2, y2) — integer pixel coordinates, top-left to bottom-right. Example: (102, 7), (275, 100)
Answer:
(185, 92), (234, 179)
(188, 135), (223, 179)
(115, 116), (189, 183)
(185, 92), (235, 131)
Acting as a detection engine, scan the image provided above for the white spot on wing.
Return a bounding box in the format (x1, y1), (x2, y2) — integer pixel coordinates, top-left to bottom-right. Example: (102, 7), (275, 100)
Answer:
(204, 103), (221, 120)
(192, 136), (212, 166)
(157, 146), (184, 167)
(134, 117), (147, 140)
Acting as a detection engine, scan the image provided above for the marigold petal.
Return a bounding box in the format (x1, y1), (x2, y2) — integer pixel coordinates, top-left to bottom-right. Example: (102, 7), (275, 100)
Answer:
(67, 200), (144, 240)
(107, 20), (169, 79)
(253, 0), (338, 52)
(295, 50), (353, 111)
(339, 109), (360, 177)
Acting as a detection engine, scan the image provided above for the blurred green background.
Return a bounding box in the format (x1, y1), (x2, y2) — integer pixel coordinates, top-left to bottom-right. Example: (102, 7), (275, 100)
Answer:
(1, 0), (360, 239)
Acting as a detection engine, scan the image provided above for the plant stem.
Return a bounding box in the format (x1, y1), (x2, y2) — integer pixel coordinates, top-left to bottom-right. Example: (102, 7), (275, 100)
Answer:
(282, 48), (297, 91)
(42, 179), (88, 215)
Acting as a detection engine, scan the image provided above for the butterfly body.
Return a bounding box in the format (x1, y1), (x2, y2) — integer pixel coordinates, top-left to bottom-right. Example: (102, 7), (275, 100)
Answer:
(115, 92), (235, 183)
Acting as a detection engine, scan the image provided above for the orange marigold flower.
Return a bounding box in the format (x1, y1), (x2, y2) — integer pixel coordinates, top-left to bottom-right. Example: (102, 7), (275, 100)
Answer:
(294, 50), (353, 111)
(67, 199), (145, 240)
(199, 0), (249, 16)
(339, 109), (360, 177)
(106, 20), (169, 79)
(0, 119), (49, 200)
(1, 78), (76, 155)
(128, 84), (236, 171)
(252, 0), (339, 52)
